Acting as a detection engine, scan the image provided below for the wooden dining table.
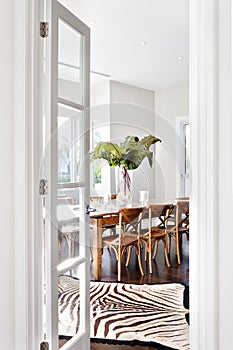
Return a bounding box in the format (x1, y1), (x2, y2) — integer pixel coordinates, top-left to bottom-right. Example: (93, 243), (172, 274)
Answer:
(90, 199), (175, 280)
(57, 198), (188, 280)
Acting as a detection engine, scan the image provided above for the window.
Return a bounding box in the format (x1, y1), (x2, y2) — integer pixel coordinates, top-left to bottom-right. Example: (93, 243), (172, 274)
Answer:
(90, 121), (111, 195)
(93, 129), (102, 184)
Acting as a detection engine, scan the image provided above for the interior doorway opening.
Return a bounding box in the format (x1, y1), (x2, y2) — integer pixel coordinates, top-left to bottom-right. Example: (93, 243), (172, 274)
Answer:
(56, 1), (190, 349)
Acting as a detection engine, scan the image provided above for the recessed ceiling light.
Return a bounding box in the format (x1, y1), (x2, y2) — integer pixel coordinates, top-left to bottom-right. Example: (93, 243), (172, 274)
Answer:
(177, 56), (184, 60)
(140, 41), (147, 46)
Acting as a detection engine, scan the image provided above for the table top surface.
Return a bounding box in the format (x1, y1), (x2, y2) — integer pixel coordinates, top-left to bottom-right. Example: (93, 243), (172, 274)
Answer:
(89, 199), (174, 218)
(57, 198), (189, 223)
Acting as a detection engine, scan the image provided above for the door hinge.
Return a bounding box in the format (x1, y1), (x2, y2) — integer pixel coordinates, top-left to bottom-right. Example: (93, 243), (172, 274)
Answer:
(40, 341), (49, 350)
(39, 179), (48, 196)
(40, 22), (49, 38)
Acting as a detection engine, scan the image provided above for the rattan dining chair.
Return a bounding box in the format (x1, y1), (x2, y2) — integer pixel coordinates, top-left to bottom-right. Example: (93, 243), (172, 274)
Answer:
(140, 203), (174, 274)
(167, 199), (189, 264)
(102, 207), (145, 281)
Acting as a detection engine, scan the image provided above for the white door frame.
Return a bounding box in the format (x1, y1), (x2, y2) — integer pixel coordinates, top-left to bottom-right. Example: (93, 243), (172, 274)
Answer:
(189, 0), (232, 349)
(14, 0), (233, 349)
(14, 0), (42, 348)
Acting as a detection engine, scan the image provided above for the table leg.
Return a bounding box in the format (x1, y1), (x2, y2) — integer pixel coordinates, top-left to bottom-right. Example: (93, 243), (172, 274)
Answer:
(92, 218), (103, 280)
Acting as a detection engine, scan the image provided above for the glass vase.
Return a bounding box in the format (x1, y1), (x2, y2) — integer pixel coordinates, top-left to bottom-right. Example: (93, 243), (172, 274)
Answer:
(116, 166), (132, 206)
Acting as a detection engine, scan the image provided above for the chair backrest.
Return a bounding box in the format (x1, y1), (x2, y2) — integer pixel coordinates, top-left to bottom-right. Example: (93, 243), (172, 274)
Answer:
(149, 203), (174, 229)
(119, 207), (145, 236)
(174, 200), (189, 227)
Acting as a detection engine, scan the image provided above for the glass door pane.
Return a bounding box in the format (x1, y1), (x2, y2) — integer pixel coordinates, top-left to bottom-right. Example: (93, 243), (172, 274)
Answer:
(57, 104), (83, 184)
(58, 19), (83, 105)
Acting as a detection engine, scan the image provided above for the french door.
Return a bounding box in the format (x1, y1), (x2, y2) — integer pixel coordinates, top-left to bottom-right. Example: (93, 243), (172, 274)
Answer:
(40, 1), (90, 349)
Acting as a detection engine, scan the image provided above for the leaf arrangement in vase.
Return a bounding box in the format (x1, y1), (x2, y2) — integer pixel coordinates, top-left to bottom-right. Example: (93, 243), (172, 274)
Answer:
(90, 134), (161, 204)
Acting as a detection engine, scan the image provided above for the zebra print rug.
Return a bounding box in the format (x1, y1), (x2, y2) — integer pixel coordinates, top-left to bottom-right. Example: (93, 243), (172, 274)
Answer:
(58, 276), (190, 350)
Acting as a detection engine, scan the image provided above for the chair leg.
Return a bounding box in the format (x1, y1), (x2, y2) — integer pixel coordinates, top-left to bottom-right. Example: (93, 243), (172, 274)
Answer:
(144, 242), (147, 261)
(125, 246), (132, 266)
(137, 243), (144, 276)
(152, 240), (159, 259)
(118, 248), (122, 281)
(111, 246), (119, 260)
(162, 238), (171, 267)
(176, 234), (181, 264)
(149, 248), (153, 274)
(167, 234), (171, 254)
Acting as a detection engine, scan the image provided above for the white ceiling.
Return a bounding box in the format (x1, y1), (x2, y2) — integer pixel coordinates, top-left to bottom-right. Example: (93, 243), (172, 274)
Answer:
(59, 0), (189, 90)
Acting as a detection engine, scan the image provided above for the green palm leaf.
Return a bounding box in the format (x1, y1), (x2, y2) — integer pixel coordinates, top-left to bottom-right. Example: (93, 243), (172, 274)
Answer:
(90, 134), (161, 170)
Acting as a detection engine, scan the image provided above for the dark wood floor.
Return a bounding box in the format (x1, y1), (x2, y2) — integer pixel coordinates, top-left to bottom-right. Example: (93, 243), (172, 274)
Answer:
(59, 235), (189, 350)
(91, 237), (189, 286)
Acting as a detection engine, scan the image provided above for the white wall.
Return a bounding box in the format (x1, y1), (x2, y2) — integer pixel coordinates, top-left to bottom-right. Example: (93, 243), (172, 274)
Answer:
(90, 80), (156, 200)
(109, 80), (156, 200)
(90, 79), (110, 108)
(0, 1), (15, 349)
(154, 83), (189, 199)
(90, 80), (189, 202)
(59, 79), (82, 103)
(90, 80), (111, 195)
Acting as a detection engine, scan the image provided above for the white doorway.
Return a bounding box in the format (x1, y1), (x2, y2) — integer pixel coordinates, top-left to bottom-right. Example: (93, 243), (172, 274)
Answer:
(11, 0), (233, 350)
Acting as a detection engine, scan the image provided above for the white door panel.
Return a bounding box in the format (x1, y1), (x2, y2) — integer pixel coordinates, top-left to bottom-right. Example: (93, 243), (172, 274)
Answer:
(40, 1), (90, 349)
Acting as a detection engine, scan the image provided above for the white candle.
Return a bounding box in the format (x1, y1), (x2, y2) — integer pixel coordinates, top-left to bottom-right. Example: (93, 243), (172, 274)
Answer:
(103, 193), (111, 204)
(139, 190), (149, 203)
